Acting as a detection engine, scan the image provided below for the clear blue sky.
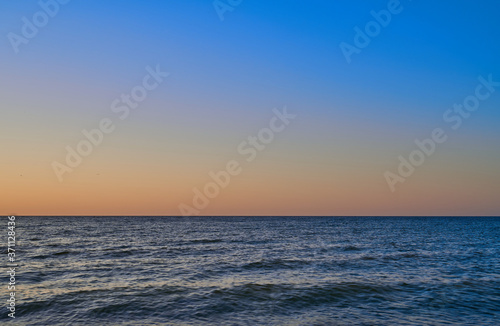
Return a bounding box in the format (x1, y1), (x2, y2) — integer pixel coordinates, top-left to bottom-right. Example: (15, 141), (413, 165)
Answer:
(1, 0), (500, 215)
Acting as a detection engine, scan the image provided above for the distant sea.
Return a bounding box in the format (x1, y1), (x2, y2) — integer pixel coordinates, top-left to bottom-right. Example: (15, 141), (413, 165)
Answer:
(5, 216), (500, 325)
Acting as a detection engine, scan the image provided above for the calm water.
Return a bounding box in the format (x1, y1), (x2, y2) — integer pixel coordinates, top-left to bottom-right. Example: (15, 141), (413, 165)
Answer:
(3, 216), (500, 325)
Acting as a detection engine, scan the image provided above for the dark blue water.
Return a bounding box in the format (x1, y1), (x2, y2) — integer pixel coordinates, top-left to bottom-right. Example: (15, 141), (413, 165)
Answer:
(4, 216), (500, 325)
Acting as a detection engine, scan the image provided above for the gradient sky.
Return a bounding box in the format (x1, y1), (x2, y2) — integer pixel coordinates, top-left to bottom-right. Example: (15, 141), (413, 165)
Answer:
(1, 0), (499, 216)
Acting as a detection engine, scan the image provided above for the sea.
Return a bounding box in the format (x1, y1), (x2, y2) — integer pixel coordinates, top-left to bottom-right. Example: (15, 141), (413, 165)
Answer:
(3, 216), (499, 325)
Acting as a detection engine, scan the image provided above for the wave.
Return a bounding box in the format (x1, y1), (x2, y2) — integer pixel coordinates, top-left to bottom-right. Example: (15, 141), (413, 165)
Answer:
(241, 258), (310, 270)
(188, 239), (224, 244)
(342, 245), (361, 251)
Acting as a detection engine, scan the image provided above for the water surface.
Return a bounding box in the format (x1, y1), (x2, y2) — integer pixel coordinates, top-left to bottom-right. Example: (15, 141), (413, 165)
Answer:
(5, 216), (500, 325)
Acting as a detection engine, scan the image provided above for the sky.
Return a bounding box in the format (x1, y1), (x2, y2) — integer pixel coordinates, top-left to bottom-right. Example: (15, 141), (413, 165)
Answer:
(1, 0), (499, 216)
